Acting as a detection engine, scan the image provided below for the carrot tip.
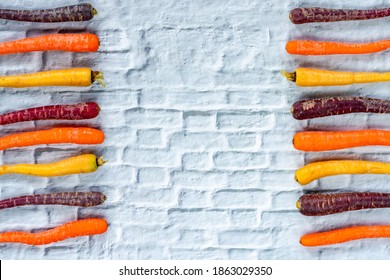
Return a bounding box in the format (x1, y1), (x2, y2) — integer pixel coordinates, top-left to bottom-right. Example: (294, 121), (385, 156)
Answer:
(92, 71), (105, 87)
(97, 156), (107, 167)
(282, 70), (296, 82)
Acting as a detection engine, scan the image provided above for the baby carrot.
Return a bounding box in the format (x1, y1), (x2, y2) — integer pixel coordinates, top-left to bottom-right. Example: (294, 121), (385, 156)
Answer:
(0, 127), (104, 151)
(0, 192), (106, 210)
(0, 154), (105, 177)
(282, 68), (390, 87)
(295, 160), (390, 185)
(294, 130), (390, 151)
(0, 3), (97, 23)
(0, 102), (100, 126)
(0, 34), (99, 55)
(0, 68), (104, 88)
(0, 218), (107, 245)
(300, 225), (390, 247)
(286, 39), (390, 55)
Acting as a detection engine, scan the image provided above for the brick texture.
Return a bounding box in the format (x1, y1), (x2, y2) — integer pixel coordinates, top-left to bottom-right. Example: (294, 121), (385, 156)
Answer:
(1, 0), (390, 260)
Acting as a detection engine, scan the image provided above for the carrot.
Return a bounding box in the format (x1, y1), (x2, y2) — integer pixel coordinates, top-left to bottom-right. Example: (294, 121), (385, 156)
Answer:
(295, 160), (390, 185)
(297, 192), (390, 216)
(282, 68), (390, 87)
(0, 154), (106, 177)
(294, 130), (390, 151)
(286, 39), (390, 55)
(0, 192), (106, 210)
(0, 34), (99, 55)
(0, 68), (104, 88)
(0, 102), (100, 126)
(0, 3), (97, 23)
(290, 7), (390, 24)
(0, 127), (104, 151)
(300, 225), (390, 247)
(291, 97), (390, 120)
(0, 218), (107, 245)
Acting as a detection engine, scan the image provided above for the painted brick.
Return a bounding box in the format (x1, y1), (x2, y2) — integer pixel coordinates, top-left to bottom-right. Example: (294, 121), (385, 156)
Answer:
(170, 132), (227, 151)
(171, 171), (228, 189)
(213, 152), (269, 170)
(226, 133), (259, 150)
(2, 0), (387, 261)
(176, 230), (209, 248)
(182, 152), (211, 170)
(217, 112), (275, 131)
(218, 230), (272, 248)
(123, 148), (180, 168)
(124, 109), (182, 129)
(168, 209), (230, 229)
(213, 190), (271, 209)
(228, 249), (258, 260)
(138, 168), (168, 185)
(178, 189), (211, 208)
(184, 112), (216, 130)
(230, 210), (259, 227)
(137, 129), (164, 147)
(169, 248), (229, 260)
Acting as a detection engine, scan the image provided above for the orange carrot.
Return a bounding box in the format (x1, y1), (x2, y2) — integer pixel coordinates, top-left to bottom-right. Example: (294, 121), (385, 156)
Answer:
(0, 218), (107, 245)
(0, 34), (99, 55)
(0, 127), (104, 151)
(300, 225), (390, 247)
(294, 130), (390, 151)
(286, 39), (390, 55)
(282, 68), (390, 87)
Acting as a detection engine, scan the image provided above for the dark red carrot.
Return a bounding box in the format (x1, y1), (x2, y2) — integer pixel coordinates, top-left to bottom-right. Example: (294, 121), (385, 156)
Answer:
(297, 192), (390, 216)
(0, 102), (100, 126)
(291, 97), (390, 120)
(0, 3), (97, 23)
(290, 7), (390, 24)
(0, 192), (106, 210)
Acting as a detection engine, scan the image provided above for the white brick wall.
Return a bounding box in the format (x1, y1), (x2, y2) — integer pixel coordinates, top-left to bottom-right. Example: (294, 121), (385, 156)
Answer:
(1, 0), (390, 260)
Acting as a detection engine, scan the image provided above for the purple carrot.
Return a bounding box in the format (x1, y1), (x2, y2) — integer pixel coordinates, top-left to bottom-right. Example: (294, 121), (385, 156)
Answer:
(0, 192), (106, 210)
(290, 7), (390, 24)
(0, 102), (100, 126)
(297, 192), (390, 216)
(0, 4), (97, 23)
(291, 96), (390, 120)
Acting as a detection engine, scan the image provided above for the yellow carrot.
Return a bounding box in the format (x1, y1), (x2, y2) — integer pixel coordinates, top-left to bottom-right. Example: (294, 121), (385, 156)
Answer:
(295, 160), (390, 185)
(0, 154), (106, 177)
(282, 68), (390, 87)
(0, 68), (104, 88)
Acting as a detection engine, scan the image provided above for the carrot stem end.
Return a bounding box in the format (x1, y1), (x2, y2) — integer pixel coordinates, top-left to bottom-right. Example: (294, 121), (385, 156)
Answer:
(92, 71), (105, 87)
(97, 156), (107, 167)
(282, 70), (296, 82)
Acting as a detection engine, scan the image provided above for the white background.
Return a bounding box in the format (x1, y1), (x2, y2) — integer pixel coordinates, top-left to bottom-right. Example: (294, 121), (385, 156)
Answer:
(1, 0), (390, 260)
